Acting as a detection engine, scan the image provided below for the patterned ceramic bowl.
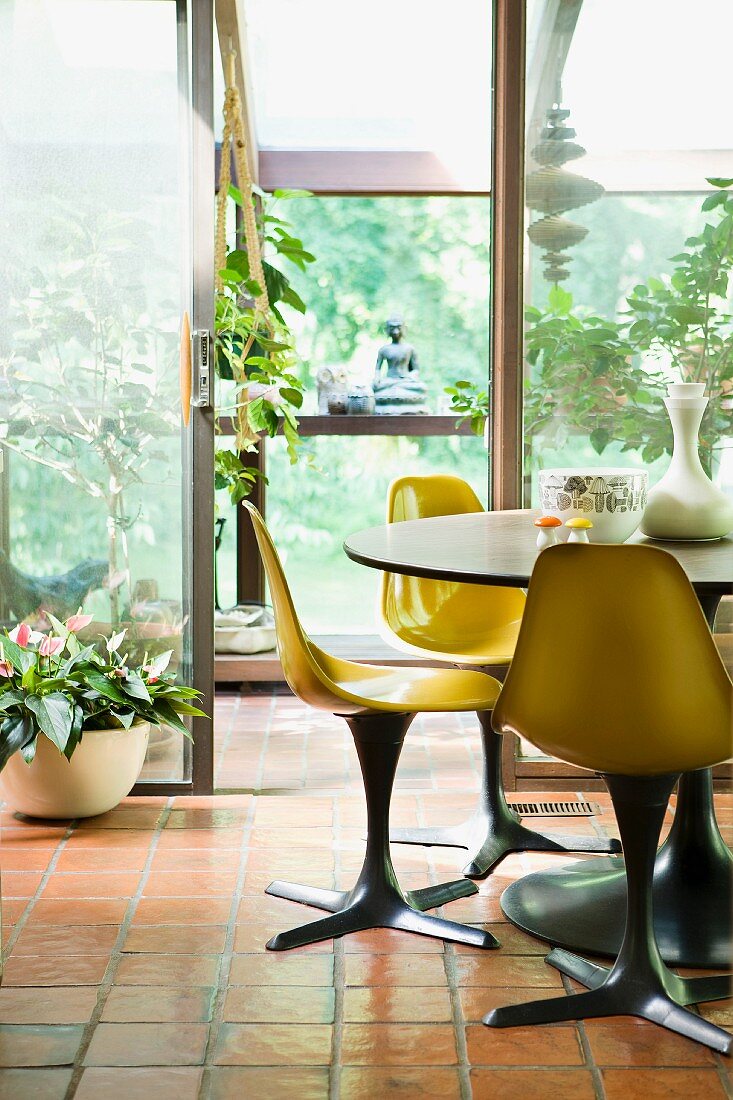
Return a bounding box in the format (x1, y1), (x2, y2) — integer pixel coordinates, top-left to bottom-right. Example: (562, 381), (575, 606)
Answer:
(538, 467), (649, 543)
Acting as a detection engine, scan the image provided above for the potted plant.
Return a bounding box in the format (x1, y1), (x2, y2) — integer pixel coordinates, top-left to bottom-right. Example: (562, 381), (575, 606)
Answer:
(0, 613), (207, 818)
(619, 178), (733, 476)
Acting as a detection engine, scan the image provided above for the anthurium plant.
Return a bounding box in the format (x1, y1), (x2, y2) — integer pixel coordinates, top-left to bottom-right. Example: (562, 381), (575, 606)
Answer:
(0, 614), (207, 772)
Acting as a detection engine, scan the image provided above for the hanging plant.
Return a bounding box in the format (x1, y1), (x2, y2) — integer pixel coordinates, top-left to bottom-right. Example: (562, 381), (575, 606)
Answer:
(214, 50), (316, 505)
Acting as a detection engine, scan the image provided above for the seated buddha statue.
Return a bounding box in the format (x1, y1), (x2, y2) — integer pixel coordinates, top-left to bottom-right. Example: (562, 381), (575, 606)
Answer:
(373, 315), (429, 415)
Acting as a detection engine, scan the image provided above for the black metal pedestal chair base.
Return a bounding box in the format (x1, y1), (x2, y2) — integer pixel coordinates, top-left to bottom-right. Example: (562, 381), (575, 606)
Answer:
(484, 773), (733, 1055)
(390, 713), (621, 878)
(266, 712), (500, 952)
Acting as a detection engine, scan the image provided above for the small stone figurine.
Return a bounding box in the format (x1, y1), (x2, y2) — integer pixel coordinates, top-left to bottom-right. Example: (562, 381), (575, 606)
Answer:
(373, 315), (430, 415)
(566, 517), (593, 543)
(534, 515), (562, 551)
(316, 365), (348, 414)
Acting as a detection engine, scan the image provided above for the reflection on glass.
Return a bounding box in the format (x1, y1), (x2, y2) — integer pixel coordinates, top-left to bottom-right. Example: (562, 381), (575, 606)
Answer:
(523, 0), (733, 507)
(0, 0), (189, 780)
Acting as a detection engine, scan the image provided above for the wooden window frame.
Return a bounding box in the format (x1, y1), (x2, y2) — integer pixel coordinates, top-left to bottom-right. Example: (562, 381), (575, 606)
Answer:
(221, 0), (524, 602)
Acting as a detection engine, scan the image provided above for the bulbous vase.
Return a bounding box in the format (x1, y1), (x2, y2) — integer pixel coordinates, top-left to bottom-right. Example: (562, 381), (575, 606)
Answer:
(640, 383), (733, 541)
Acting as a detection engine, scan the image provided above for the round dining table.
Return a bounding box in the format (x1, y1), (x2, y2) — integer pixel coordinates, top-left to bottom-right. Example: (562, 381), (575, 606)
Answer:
(344, 508), (733, 968)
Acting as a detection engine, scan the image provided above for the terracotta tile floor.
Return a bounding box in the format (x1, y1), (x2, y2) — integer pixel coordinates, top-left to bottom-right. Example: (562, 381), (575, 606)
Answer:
(0, 691), (731, 1099)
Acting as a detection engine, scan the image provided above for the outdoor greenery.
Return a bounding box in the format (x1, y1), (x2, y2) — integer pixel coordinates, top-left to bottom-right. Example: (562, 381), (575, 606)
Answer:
(0, 615), (206, 772)
(452, 181), (733, 479)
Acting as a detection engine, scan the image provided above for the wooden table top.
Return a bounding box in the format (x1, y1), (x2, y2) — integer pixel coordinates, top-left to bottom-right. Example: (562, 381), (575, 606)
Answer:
(344, 509), (733, 596)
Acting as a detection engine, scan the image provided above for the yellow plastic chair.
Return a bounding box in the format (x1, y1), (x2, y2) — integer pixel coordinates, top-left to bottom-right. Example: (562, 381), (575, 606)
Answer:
(484, 543), (732, 1053)
(242, 502), (502, 952)
(380, 474), (619, 876)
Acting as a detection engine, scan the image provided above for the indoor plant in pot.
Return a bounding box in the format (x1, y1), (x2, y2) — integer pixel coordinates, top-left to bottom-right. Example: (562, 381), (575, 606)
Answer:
(0, 614), (206, 818)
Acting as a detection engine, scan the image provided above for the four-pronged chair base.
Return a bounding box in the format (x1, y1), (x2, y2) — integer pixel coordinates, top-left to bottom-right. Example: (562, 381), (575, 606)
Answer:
(390, 813), (621, 879)
(265, 876), (499, 951)
(390, 718), (620, 877)
(484, 947), (732, 1054)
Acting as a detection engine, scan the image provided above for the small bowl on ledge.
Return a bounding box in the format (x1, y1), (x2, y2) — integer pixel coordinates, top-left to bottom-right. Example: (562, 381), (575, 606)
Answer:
(538, 467), (648, 543)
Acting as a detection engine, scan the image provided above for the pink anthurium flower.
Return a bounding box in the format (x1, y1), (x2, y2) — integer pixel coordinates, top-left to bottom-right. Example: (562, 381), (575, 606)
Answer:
(65, 612), (93, 633)
(9, 623), (31, 647)
(39, 635), (64, 658)
(0, 660), (13, 677)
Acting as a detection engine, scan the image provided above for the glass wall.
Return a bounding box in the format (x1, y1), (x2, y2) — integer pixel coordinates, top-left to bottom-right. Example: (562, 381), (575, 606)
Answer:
(0, 0), (196, 781)
(266, 433), (488, 634)
(522, 0), (733, 505)
(233, 195), (492, 634)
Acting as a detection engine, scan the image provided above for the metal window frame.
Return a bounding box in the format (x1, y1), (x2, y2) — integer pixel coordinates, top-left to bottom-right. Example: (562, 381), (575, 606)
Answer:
(131, 0), (215, 796)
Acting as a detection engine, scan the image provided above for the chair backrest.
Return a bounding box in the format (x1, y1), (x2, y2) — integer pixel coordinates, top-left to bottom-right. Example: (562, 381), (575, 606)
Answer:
(380, 475), (525, 658)
(242, 502), (351, 711)
(493, 543), (732, 776)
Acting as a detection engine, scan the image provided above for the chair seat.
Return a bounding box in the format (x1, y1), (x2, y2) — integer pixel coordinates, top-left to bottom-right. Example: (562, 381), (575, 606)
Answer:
(310, 644), (501, 713)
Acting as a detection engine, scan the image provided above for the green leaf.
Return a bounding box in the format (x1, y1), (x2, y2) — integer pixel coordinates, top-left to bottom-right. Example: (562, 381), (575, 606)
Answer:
(0, 637), (36, 675)
(702, 192), (727, 212)
(279, 387), (303, 409)
(81, 670), (130, 704)
(121, 673), (151, 704)
(589, 427), (610, 454)
(25, 692), (73, 753)
(0, 712), (35, 771)
(152, 698), (192, 737)
(169, 701), (208, 717)
(272, 188), (312, 200)
(280, 284), (307, 314)
(63, 705), (84, 760)
(21, 737), (37, 765)
(706, 178), (733, 189)
(548, 285), (573, 315)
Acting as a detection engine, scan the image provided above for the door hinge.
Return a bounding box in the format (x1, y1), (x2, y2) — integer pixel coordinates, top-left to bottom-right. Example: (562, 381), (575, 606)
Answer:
(191, 329), (212, 409)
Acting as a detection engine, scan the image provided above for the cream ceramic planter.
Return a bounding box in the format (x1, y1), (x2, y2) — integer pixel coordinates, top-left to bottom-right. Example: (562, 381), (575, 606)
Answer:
(0, 721), (150, 819)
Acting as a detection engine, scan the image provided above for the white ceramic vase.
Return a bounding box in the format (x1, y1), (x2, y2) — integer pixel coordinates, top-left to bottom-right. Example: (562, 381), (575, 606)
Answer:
(640, 383), (733, 541)
(0, 721), (150, 819)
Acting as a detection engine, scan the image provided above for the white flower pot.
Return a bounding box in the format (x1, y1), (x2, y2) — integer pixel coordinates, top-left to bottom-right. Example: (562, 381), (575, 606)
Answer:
(0, 721), (150, 819)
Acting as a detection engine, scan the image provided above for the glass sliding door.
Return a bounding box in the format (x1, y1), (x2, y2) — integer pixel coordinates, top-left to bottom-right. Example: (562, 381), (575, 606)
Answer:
(0, 0), (215, 790)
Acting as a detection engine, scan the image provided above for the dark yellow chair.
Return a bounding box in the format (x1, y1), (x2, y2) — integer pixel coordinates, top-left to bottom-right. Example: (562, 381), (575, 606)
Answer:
(484, 543), (732, 1053)
(380, 474), (619, 876)
(243, 502), (502, 951)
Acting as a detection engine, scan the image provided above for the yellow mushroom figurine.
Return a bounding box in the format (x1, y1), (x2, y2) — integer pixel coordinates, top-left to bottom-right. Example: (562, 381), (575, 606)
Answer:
(534, 515), (562, 551)
(565, 517), (593, 544)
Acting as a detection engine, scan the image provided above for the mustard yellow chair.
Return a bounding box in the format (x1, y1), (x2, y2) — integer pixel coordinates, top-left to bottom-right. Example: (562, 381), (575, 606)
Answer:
(243, 502), (502, 951)
(484, 543), (732, 1053)
(380, 475), (619, 876)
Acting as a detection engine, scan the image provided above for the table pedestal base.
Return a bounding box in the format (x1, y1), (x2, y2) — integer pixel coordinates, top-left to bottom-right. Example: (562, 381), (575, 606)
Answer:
(501, 770), (732, 969)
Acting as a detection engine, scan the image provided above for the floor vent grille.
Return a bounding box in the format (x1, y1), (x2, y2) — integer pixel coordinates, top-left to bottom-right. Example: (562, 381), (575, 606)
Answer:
(510, 799), (599, 818)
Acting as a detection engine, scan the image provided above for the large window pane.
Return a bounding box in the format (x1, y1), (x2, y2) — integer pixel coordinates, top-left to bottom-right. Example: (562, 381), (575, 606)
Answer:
(283, 196), (491, 407)
(266, 434), (488, 634)
(523, 0), (733, 505)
